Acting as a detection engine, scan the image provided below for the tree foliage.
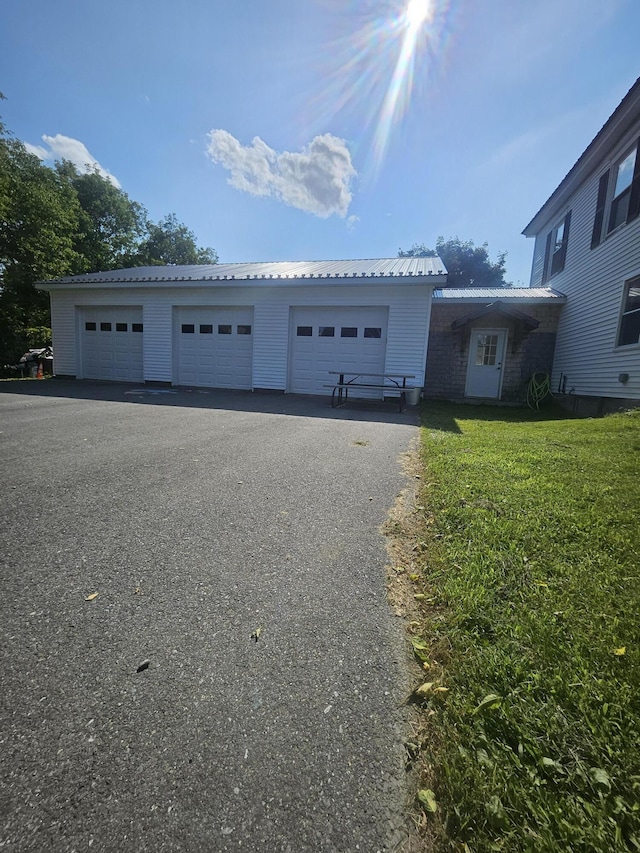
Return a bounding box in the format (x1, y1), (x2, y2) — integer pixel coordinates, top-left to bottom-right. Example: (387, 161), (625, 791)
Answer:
(136, 213), (218, 266)
(0, 106), (217, 363)
(55, 161), (148, 273)
(399, 236), (510, 288)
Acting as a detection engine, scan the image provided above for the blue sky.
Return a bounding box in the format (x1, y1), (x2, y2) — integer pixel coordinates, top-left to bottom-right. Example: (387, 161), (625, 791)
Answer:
(1, 0), (638, 285)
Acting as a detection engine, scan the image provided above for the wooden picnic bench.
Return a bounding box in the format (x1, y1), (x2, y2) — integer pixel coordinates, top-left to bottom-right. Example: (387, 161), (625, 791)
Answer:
(325, 371), (415, 412)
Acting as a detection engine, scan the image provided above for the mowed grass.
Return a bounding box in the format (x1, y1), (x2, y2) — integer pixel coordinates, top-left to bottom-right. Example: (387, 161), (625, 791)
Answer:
(413, 403), (640, 852)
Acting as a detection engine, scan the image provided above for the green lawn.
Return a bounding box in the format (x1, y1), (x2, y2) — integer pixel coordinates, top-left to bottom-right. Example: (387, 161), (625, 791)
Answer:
(412, 403), (640, 852)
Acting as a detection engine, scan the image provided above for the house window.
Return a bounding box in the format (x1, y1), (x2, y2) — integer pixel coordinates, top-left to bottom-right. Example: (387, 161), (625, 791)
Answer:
(618, 276), (640, 347)
(592, 138), (640, 248)
(85, 322), (96, 331)
(608, 147), (637, 233)
(542, 211), (571, 282)
(341, 327), (358, 337)
(218, 324), (232, 334)
(319, 326), (335, 337)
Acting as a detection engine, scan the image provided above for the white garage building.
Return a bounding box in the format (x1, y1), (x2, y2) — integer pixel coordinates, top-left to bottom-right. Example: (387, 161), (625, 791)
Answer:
(38, 258), (445, 395)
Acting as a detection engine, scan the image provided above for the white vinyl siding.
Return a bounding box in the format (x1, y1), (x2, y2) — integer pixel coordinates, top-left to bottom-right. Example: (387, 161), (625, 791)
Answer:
(44, 282), (433, 392)
(49, 291), (76, 375)
(529, 121), (640, 400)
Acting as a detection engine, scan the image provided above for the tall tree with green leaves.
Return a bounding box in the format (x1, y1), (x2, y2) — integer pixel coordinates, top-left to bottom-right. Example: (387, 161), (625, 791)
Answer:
(55, 161), (148, 272)
(399, 236), (510, 288)
(135, 213), (218, 266)
(0, 122), (81, 360)
(0, 104), (218, 364)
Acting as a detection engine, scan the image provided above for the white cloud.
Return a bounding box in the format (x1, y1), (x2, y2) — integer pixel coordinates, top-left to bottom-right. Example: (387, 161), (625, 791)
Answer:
(346, 214), (359, 231)
(206, 130), (356, 218)
(24, 134), (121, 188)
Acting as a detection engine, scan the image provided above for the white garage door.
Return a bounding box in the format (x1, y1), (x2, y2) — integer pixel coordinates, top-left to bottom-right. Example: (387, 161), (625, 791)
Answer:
(176, 307), (253, 389)
(80, 307), (143, 381)
(289, 307), (388, 395)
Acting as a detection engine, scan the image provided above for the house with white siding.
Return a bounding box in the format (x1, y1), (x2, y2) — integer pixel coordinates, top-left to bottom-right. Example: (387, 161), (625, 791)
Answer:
(37, 258), (444, 399)
(523, 76), (640, 413)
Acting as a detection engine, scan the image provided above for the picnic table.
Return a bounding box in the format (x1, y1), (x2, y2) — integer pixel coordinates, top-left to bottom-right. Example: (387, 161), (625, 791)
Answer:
(326, 371), (415, 412)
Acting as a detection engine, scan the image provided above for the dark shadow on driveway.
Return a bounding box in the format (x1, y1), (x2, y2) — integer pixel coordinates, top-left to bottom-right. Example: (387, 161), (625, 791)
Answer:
(0, 378), (420, 426)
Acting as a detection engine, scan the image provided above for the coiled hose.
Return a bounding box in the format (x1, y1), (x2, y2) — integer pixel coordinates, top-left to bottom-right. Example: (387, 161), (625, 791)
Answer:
(527, 372), (551, 409)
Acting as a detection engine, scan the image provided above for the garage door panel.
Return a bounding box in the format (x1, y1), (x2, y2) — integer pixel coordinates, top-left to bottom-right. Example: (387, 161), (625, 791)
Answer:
(289, 307), (388, 396)
(80, 308), (143, 382)
(176, 308), (253, 389)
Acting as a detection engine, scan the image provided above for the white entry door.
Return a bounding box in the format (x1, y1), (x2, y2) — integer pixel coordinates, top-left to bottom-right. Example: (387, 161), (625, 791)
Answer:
(465, 328), (507, 399)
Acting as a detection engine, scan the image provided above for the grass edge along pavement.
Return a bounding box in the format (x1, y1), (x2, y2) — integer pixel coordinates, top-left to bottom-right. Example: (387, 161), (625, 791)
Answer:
(400, 402), (640, 852)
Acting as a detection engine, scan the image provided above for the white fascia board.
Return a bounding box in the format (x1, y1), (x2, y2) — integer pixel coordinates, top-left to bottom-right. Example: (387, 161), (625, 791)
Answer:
(37, 275), (444, 291)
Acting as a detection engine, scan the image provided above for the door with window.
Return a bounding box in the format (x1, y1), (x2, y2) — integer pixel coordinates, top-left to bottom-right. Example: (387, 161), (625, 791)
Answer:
(465, 328), (507, 399)
(175, 307), (253, 388)
(289, 306), (388, 395)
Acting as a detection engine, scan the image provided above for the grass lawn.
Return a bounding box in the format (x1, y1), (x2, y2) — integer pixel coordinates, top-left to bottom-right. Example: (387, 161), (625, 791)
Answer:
(410, 403), (640, 852)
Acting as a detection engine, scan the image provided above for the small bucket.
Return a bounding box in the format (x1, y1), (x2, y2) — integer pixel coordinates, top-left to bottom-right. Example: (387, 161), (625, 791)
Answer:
(406, 387), (421, 406)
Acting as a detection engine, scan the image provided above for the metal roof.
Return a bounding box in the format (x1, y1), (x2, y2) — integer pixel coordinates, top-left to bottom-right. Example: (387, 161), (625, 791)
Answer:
(39, 257), (447, 287)
(433, 287), (565, 300)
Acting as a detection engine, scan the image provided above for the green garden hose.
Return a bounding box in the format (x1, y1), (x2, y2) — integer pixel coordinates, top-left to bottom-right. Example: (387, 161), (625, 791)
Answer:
(527, 372), (551, 409)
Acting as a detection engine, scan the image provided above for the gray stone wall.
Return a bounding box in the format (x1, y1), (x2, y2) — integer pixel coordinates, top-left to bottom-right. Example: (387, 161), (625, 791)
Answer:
(424, 303), (563, 403)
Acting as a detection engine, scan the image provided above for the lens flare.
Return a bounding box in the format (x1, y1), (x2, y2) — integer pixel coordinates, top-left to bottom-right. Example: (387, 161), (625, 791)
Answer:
(305, 1), (453, 181)
(405, 0), (432, 28)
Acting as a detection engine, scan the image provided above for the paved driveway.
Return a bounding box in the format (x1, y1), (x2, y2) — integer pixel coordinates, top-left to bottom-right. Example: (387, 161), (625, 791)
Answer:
(0, 381), (418, 852)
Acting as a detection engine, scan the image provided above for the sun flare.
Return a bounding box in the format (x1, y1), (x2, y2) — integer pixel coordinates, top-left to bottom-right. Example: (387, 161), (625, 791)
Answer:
(405, 0), (432, 29)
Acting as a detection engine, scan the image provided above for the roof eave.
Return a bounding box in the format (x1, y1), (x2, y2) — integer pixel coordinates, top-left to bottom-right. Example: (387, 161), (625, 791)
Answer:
(522, 77), (640, 237)
(37, 273), (446, 291)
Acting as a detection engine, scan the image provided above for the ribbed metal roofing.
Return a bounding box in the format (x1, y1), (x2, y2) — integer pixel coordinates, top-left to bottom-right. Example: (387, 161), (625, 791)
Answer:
(433, 287), (565, 300)
(41, 257), (447, 286)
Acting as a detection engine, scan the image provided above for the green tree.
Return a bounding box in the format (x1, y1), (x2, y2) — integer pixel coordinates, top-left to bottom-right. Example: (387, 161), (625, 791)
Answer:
(0, 102), (218, 364)
(398, 236), (510, 288)
(136, 213), (218, 266)
(55, 161), (148, 272)
(0, 123), (81, 361)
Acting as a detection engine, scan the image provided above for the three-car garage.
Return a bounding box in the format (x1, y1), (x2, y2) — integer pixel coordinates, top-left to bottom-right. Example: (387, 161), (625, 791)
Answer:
(40, 258), (444, 395)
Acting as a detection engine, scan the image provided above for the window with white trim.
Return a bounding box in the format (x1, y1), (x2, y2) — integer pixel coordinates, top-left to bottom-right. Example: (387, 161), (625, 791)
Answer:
(591, 138), (640, 248)
(618, 276), (640, 347)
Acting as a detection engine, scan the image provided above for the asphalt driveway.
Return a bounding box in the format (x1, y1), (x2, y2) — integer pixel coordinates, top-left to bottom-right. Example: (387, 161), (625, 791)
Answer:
(0, 381), (419, 852)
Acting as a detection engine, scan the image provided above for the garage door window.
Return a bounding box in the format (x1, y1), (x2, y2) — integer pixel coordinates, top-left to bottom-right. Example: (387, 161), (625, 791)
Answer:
(116, 323), (127, 332)
(218, 324), (232, 334)
(364, 327), (382, 338)
(100, 322), (112, 331)
(85, 322), (96, 331)
(132, 323), (143, 333)
(297, 326), (313, 336)
(237, 325), (252, 335)
(341, 327), (357, 337)
(200, 324), (213, 334)
(319, 326), (335, 337)
(182, 324), (195, 333)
